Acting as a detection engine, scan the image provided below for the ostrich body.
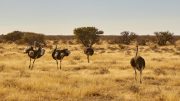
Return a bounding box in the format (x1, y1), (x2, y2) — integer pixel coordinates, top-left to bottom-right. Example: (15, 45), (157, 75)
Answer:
(130, 45), (145, 83)
(84, 47), (94, 63)
(52, 45), (70, 69)
(24, 46), (45, 70)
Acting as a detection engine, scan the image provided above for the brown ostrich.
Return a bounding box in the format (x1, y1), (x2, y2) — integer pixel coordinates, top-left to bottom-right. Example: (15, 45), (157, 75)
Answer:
(130, 44), (145, 83)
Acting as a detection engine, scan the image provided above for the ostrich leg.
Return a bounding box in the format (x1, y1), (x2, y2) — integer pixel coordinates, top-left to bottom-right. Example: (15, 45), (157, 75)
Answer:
(56, 59), (58, 69)
(134, 69), (137, 81)
(60, 60), (62, 70)
(29, 58), (32, 69)
(140, 70), (142, 84)
(87, 55), (90, 63)
(31, 59), (36, 70)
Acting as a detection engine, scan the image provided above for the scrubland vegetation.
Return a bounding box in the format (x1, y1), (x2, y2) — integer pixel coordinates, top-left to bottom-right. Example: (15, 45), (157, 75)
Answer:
(0, 31), (180, 101)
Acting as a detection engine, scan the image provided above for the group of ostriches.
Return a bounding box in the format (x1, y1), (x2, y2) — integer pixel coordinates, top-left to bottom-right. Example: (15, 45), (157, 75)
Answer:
(24, 42), (145, 83)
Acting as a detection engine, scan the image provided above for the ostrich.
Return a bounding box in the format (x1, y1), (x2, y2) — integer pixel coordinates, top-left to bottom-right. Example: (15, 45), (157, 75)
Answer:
(24, 42), (45, 70)
(84, 47), (94, 63)
(130, 44), (145, 83)
(52, 45), (70, 69)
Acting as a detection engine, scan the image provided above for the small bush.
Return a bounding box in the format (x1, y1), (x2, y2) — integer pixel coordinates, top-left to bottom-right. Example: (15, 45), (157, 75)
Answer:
(118, 44), (126, 49)
(53, 40), (59, 44)
(61, 40), (67, 44)
(69, 60), (77, 65)
(137, 38), (147, 46)
(73, 56), (81, 61)
(149, 44), (158, 50)
(174, 52), (180, 55)
(19, 69), (31, 78)
(107, 39), (119, 44)
(129, 84), (140, 93)
(110, 60), (117, 64)
(152, 58), (163, 62)
(154, 68), (166, 76)
(124, 50), (131, 55)
(93, 67), (110, 75)
(0, 65), (5, 72)
(72, 66), (87, 71)
(67, 40), (75, 45)
(3, 79), (19, 88)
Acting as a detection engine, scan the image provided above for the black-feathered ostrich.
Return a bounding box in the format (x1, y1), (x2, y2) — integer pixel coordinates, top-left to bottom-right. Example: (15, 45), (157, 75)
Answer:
(84, 46), (94, 63)
(52, 45), (70, 69)
(24, 41), (45, 70)
(130, 44), (145, 83)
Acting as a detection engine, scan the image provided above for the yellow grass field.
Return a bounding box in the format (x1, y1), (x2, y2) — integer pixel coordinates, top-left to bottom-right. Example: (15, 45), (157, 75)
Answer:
(0, 41), (180, 101)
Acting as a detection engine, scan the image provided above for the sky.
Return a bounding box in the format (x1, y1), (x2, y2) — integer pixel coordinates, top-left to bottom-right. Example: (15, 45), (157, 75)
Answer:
(0, 0), (180, 35)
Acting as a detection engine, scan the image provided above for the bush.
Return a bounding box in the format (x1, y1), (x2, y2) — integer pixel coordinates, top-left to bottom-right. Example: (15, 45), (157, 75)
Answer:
(53, 40), (59, 44)
(119, 31), (137, 45)
(137, 37), (148, 46)
(3, 31), (24, 41)
(3, 31), (45, 45)
(0, 34), (5, 43)
(23, 32), (45, 45)
(154, 31), (174, 46)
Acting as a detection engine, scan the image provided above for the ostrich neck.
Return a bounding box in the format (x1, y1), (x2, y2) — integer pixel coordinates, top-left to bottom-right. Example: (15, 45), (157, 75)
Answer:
(54, 45), (57, 51)
(135, 46), (138, 57)
(53, 49), (57, 54)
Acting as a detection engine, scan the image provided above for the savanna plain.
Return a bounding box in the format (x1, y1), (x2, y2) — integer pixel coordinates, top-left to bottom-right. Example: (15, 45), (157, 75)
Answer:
(0, 40), (180, 101)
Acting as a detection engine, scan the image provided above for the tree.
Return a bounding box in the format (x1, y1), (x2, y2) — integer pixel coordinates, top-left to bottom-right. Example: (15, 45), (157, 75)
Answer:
(120, 31), (137, 45)
(154, 31), (174, 46)
(74, 27), (103, 63)
(74, 27), (103, 47)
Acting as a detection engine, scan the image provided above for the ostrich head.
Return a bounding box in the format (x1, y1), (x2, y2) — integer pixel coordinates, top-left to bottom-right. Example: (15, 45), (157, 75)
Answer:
(136, 44), (138, 48)
(24, 46), (33, 53)
(135, 41), (139, 48)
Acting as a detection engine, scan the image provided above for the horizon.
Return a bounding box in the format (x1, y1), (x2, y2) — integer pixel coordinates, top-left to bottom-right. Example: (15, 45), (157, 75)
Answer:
(0, 0), (180, 35)
(3, 30), (180, 36)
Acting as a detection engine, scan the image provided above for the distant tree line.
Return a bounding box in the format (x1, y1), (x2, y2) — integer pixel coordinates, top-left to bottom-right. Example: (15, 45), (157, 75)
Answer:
(119, 31), (175, 46)
(0, 29), (179, 46)
(0, 31), (45, 45)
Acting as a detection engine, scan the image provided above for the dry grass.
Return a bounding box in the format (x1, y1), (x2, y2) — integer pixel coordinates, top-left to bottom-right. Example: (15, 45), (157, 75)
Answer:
(0, 42), (179, 101)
